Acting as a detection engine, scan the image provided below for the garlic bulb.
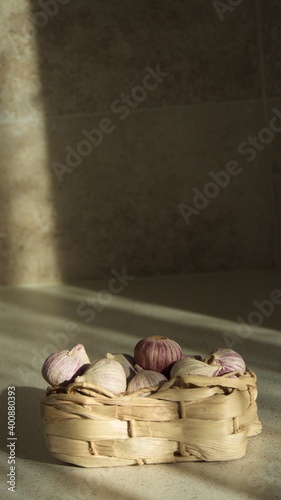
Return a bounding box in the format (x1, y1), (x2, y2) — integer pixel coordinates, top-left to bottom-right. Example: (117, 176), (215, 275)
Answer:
(127, 365), (167, 393)
(134, 336), (182, 373)
(75, 358), (127, 394)
(106, 352), (136, 383)
(204, 348), (246, 375)
(164, 354), (203, 378)
(170, 357), (220, 378)
(42, 344), (91, 387)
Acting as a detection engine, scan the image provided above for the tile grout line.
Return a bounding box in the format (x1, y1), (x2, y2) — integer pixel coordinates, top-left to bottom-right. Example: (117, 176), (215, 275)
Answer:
(256, 0), (280, 268)
(0, 97), (269, 128)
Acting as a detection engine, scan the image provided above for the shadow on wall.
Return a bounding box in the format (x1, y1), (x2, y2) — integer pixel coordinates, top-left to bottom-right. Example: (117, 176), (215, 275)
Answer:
(27, 0), (183, 284)
(1, 1), (277, 285)
(28, 0), (275, 285)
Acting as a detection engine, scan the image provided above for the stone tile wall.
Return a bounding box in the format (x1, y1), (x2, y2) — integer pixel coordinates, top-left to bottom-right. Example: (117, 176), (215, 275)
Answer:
(0, 0), (279, 284)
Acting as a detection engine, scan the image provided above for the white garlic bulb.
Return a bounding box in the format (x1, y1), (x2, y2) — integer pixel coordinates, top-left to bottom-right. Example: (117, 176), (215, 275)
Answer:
(42, 344), (91, 387)
(75, 358), (127, 394)
(170, 357), (220, 378)
(127, 365), (167, 393)
(105, 352), (136, 383)
(204, 348), (246, 375)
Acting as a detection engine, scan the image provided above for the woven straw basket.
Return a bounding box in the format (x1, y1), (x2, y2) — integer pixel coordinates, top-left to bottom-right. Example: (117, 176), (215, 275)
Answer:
(41, 368), (262, 467)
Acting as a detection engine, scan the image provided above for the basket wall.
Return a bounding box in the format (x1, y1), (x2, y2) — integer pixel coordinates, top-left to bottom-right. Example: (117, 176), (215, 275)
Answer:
(41, 370), (262, 467)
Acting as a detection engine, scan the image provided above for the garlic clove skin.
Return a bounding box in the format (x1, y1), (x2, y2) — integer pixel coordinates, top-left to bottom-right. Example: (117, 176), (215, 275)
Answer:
(42, 344), (91, 387)
(163, 354), (203, 378)
(204, 348), (246, 375)
(134, 336), (182, 373)
(75, 358), (127, 394)
(127, 365), (167, 394)
(105, 352), (136, 383)
(170, 358), (220, 378)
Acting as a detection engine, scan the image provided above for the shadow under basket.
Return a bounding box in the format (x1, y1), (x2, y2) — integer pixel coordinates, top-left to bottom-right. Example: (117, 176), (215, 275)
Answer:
(41, 369), (262, 468)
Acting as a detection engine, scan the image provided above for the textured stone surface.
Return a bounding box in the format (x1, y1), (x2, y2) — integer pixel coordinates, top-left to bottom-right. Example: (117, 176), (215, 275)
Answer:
(260, 0), (281, 98)
(0, 0), (44, 123)
(0, 100), (275, 285)
(46, 100), (276, 280)
(0, 0), (278, 285)
(1, 0), (260, 121)
(267, 99), (281, 266)
(0, 120), (60, 285)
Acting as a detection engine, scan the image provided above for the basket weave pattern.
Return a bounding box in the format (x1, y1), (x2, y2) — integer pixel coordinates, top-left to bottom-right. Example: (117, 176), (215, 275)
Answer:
(41, 369), (262, 467)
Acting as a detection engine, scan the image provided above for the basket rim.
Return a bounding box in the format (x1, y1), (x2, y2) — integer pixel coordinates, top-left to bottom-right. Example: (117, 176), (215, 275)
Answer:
(41, 368), (257, 404)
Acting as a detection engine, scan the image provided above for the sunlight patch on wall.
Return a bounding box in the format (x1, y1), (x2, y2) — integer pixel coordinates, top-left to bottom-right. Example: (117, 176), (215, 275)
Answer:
(0, 1), (60, 284)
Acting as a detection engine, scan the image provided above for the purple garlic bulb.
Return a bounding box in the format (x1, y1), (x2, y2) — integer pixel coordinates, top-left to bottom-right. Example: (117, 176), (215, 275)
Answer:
(134, 336), (182, 373)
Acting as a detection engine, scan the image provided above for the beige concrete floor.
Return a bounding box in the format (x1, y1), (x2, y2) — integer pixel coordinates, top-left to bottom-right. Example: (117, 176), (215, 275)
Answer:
(0, 270), (280, 499)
